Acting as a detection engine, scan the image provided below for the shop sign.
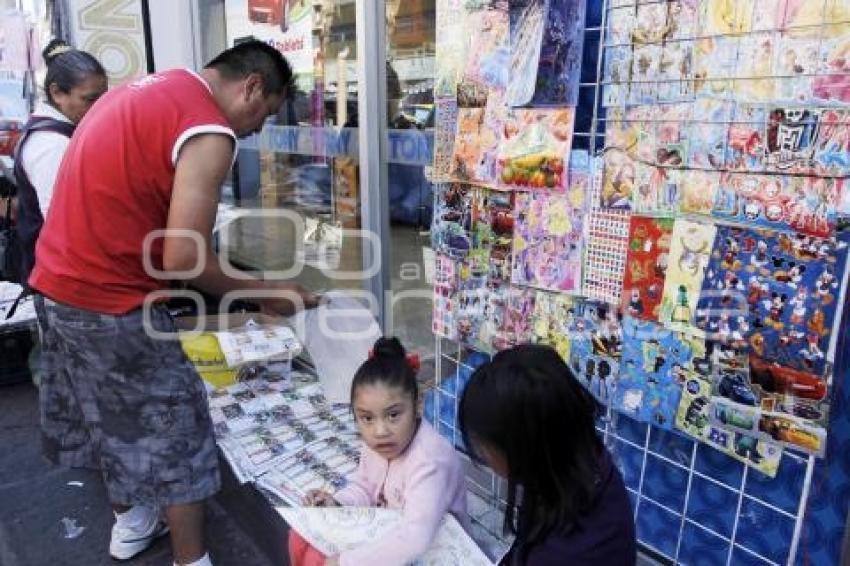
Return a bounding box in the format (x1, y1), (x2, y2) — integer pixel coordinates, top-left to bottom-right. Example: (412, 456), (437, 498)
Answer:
(70, 0), (148, 84)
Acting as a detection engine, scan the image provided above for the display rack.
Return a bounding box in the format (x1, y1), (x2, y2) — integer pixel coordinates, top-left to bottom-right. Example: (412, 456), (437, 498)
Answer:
(425, 1), (849, 564)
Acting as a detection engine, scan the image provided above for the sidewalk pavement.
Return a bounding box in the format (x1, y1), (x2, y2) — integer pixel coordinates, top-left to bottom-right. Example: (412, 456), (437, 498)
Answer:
(0, 382), (275, 566)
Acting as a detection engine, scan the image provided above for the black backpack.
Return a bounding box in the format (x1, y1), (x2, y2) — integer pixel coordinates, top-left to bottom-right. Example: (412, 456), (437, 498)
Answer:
(11, 116), (75, 288)
(0, 175), (20, 283)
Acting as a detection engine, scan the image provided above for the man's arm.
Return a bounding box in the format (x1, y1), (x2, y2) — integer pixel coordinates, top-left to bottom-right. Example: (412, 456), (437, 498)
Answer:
(163, 133), (316, 315)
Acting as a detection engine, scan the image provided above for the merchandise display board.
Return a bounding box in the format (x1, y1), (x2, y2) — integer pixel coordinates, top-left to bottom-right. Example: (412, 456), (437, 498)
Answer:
(426, 0), (850, 564)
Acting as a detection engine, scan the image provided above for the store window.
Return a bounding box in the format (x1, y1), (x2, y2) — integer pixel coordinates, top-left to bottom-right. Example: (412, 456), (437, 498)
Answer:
(385, 0), (437, 356)
(217, 0), (365, 296)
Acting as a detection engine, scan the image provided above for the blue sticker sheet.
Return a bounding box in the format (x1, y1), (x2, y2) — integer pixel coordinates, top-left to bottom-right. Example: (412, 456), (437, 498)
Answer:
(614, 316), (707, 429)
(695, 226), (849, 376)
(565, 299), (623, 405)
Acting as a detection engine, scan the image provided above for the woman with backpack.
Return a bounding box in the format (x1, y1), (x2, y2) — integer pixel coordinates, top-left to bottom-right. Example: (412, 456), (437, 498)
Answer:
(13, 38), (107, 286)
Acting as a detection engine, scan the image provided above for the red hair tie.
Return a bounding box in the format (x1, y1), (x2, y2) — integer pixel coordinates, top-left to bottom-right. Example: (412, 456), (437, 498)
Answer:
(366, 349), (421, 372)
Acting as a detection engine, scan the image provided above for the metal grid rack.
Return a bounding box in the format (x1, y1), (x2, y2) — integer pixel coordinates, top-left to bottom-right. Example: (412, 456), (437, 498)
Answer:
(430, 337), (817, 565)
(424, 0), (837, 564)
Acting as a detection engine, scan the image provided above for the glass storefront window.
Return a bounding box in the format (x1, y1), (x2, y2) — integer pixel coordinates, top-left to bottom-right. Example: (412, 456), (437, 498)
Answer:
(218, 0), (365, 294)
(385, 0), (437, 357)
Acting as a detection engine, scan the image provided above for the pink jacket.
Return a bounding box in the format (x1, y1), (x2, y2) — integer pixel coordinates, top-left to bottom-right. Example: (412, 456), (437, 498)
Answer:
(333, 420), (469, 566)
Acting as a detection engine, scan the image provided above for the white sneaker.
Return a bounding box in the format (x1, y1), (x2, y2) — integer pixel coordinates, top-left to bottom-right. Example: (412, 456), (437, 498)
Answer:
(109, 506), (169, 560)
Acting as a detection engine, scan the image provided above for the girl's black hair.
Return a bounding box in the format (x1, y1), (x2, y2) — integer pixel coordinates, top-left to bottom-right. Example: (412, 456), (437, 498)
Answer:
(42, 39), (106, 106)
(459, 344), (604, 562)
(350, 337), (417, 405)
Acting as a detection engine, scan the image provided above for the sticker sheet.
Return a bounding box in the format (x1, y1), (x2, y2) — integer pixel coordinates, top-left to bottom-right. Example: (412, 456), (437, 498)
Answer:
(693, 36), (740, 99)
(695, 226), (849, 376)
(765, 107), (821, 174)
(566, 300), (624, 405)
(497, 108), (575, 190)
(614, 316), (706, 429)
(621, 216), (675, 321)
(432, 99), (460, 181)
(678, 170), (720, 216)
(511, 191), (584, 291)
(734, 32), (777, 103)
(497, 285), (537, 349)
(813, 109), (850, 177)
(813, 19), (850, 103)
(675, 372), (783, 477)
(582, 206), (631, 304)
(432, 183), (473, 258)
(434, 0), (470, 99)
(711, 173), (840, 237)
(603, 45), (632, 107)
(688, 97), (734, 170)
(527, 0), (586, 106)
(507, 0), (547, 107)
(471, 188), (515, 283)
(658, 220), (717, 330)
(462, 4), (510, 92)
(531, 289), (577, 361)
(454, 259), (491, 351)
(453, 99), (506, 186)
(433, 254), (459, 340)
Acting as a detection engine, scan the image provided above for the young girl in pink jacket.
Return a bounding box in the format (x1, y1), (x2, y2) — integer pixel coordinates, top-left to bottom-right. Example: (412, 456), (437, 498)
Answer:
(288, 337), (469, 566)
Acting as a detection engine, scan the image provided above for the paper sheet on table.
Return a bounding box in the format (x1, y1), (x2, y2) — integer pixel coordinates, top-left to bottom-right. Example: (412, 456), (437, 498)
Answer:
(288, 292), (382, 404)
(277, 507), (493, 565)
(214, 324), (302, 367)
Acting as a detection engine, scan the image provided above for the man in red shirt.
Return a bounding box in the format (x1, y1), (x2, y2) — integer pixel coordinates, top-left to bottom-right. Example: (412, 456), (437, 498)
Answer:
(31, 41), (316, 566)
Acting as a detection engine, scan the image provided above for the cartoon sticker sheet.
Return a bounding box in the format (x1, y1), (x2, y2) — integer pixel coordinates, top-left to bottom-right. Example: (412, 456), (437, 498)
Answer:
(497, 285), (537, 350)
(675, 371), (783, 477)
(472, 188), (515, 283)
(566, 300), (623, 405)
(507, 0), (547, 107)
(432, 100), (460, 181)
(511, 191), (584, 291)
(695, 226), (850, 376)
(433, 254), (459, 340)
(531, 290), (577, 361)
(497, 108), (575, 190)
(582, 198), (631, 305)
(462, 3), (510, 92)
(580, 154), (629, 306)
(432, 183), (473, 258)
(615, 316), (706, 429)
(508, 0), (586, 107)
(621, 216), (674, 321)
(434, 0), (470, 99)
(453, 99), (508, 186)
(658, 220), (717, 330)
(711, 173), (840, 238)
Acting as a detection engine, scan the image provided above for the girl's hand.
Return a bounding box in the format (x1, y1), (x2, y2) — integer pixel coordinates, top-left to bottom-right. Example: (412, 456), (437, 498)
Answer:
(303, 489), (339, 507)
(324, 556), (340, 566)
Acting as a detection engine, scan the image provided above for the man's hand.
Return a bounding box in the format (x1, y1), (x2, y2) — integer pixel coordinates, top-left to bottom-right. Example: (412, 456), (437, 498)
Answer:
(303, 489), (339, 507)
(256, 282), (321, 317)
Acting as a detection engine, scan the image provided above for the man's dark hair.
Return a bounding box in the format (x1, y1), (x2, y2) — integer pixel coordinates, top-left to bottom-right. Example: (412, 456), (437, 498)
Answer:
(205, 40), (294, 97)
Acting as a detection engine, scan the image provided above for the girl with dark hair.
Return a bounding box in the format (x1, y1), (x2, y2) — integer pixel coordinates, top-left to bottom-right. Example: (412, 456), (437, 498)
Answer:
(460, 344), (637, 565)
(14, 38), (107, 286)
(288, 337), (469, 566)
